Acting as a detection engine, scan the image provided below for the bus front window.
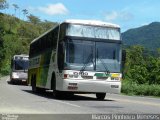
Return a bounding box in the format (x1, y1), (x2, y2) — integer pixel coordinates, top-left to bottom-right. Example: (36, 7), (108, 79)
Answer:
(65, 40), (94, 71)
(65, 39), (121, 73)
(96, 42), (121, 72)
(14, 60), (29, 71)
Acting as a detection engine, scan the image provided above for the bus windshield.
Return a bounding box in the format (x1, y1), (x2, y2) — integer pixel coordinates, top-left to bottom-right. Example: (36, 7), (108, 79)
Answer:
(96, 42), (121, 72)
(14, 60), (29, 71)
(65, 39), (121, 72)
(65, 40), (94, 71)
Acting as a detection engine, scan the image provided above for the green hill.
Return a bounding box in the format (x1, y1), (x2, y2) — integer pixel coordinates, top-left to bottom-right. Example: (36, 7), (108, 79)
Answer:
(0, 13), (57, 75)
(122, 22), (160, 51)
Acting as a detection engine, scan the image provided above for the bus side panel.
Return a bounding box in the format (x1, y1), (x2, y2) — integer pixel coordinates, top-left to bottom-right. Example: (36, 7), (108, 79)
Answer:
(28, 67), (44, 87)
(39, 51), (51, 87)
(28, 68), (38, 85)
(46, 50), (58, 89)
(28, 50), (52, 88)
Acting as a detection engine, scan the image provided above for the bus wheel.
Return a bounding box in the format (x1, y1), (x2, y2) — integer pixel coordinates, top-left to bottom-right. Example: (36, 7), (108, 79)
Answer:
(31, 78), (36, 92)
(96, 93), (106, 100)
(8, 79), (13, 84)
(32, 81), (36, 92)
(53, 90), (63, 99)
(36, 87), (45, 93)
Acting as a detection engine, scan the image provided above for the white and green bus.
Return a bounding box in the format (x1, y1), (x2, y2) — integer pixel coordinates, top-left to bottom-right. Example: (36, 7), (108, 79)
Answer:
(28, 19), (122, 100)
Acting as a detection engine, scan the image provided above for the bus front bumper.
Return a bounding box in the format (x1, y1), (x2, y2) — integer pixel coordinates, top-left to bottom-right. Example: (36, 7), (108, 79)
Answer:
(59, 79), (121, 94)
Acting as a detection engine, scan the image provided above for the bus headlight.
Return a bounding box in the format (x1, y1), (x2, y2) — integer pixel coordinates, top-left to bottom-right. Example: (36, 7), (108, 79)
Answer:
(64, 74), (78, 79)
(111, 74), (121, 80)
(63, 74), (68, 79)
(12, 73), (19, 79)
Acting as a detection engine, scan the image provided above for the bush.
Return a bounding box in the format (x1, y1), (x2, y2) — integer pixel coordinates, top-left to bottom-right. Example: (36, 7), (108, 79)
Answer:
(122, 80), (160, 97)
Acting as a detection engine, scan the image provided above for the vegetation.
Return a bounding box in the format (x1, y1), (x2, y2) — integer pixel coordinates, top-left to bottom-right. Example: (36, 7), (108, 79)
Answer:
(122, 45), (160, 96)
(121, 20), (160, 97)
(0, 0), (8, 10)
(122, 22), (160, 51)
(122, 80), (160, 96)
(0, 0), (57, 75)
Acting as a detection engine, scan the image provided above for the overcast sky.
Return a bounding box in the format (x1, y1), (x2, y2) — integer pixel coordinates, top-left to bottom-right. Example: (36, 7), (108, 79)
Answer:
(4, 0), (160, 32)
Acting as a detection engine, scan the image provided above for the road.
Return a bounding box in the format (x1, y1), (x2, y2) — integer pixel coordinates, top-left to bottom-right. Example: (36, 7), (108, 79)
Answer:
(0, 76), (160, 120)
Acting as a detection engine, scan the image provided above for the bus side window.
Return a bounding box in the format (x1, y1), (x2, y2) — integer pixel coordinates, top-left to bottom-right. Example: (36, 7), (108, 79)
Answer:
(58, 42), (64, 72)
(47, 33), (52, 49)
(52, 26), (58, 49)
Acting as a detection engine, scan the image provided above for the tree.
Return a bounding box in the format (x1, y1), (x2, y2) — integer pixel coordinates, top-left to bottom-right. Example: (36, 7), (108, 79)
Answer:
(22, 9), (28, 20)
(145, 56), (160, 84)
(0, 0), (8, 10)
(27, 14), (41, 25)
(123, 45), (148, 84)
(42, 20), (56, 31)
(157, 48), (160, 57)
(0, 22), (5, 62)
(8, 15), (16, 32)
(0, 13), (57, 75)
(123, 45), (160, 85)
(12, 4), (19, 17)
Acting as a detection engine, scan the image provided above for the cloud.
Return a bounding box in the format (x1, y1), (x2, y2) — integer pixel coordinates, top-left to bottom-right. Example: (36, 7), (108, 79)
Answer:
(31, 3), (69, 16)
(105, 11), (134, 22)
(105, 11), (118, 21)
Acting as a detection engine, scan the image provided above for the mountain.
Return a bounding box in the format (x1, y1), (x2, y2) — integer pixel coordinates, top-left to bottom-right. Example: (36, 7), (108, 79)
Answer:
(122, 22), (160, 51)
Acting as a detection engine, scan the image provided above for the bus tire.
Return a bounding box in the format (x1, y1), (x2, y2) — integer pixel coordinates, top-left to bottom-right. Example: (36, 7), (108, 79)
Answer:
(36, 87), (45, 93)
(96, 93), (106, 100)
(53, 90), (64, 99)
(9, 79), (13, 84)
(31, 75), (36, 92)
(51, 72), (56, 90)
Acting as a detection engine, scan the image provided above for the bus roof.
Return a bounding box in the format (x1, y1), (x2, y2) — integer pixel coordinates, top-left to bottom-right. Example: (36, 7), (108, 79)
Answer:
(64, 19), (120, 28)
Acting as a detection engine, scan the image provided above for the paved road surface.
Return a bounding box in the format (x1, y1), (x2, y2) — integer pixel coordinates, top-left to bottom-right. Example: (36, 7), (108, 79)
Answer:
(0, 76), (160, 120)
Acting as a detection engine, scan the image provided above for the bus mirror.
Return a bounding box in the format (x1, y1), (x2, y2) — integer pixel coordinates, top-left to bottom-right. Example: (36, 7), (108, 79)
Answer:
(122, 50), (126, 62)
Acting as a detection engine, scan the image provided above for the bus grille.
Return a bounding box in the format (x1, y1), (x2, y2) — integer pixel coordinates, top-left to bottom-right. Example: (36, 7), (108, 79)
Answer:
(81, 76), (93, 79)
(96, 76), (108, 80)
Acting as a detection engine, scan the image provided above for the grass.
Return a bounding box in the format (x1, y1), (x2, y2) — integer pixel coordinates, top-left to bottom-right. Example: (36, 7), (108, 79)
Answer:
(121, 80), (160, 97)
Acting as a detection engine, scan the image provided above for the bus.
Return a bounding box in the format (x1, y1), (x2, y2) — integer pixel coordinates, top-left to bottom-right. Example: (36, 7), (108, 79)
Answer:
(28, 19), (122, 100)
(10, 54), (29, 84)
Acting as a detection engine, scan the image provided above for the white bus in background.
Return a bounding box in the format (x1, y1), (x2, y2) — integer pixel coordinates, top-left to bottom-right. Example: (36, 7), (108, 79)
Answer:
(28, 19), (122, 100)
(10, 54), (29, 84)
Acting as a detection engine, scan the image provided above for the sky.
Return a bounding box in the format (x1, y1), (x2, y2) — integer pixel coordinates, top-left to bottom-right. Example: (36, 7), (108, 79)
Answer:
(3, 0), (160, 32)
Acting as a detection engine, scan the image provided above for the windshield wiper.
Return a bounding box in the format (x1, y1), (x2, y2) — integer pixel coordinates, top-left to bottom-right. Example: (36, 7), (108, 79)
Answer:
(80, 53), (94, 73)
(96, 48), (110, 74)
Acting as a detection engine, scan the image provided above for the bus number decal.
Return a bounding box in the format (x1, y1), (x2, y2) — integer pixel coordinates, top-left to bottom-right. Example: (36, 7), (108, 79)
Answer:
(73, 72), (88, 76)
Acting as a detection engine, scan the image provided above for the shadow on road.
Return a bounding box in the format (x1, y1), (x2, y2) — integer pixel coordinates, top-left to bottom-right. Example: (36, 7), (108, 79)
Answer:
(7, 81), (28, 86)
(22, 90), (115, 102)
